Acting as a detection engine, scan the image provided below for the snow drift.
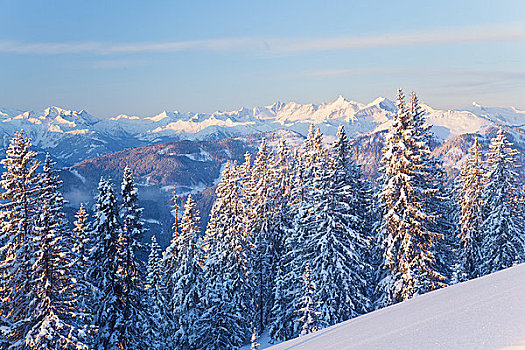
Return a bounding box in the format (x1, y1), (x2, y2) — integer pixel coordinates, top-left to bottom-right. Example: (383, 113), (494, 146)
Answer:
(269, 263), (525, 350)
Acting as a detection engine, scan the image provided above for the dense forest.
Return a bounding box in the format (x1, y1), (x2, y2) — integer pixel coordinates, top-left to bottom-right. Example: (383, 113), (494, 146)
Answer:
(1, 89), (523, 349)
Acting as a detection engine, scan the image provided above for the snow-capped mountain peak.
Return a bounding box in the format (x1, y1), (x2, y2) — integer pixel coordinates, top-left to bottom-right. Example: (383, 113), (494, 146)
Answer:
(1, 96), (524, 166)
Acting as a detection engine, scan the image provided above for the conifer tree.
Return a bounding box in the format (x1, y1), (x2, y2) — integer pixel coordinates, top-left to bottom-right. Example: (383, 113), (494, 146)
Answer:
(250, 326), (260, 350)
(243, 139), (277, 332)
(270, 130), (325, 341)
(146, 235), (170, 349)
(198, 162), (253, 349)
(172, 195), (204, 349)
(115, 167), (148, 349)
(162, 189), (180, 325)
(479, 129), (524, 275)
(25, 154), (83, 349)
(73, 204), (90, 278)
(410, 93), (456, 284)
(87, 178), (122, 349)
(313, 126), (372, 325)
(0, 131), (42, 347)
(72, 203), (94, 343)
(457, 137), (485, 280)
(375, 89), (445, 308)
(268, 138), (296, 342)
(296, 263), (319, 337)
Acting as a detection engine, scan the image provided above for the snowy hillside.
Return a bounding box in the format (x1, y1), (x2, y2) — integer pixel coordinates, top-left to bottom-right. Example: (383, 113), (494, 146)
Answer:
(269, 263), (525, 350)
(2, 97), (524, 165)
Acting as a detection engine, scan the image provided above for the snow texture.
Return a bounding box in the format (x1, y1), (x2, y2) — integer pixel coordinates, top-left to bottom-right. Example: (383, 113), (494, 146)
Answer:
(268, 263), (525, 350)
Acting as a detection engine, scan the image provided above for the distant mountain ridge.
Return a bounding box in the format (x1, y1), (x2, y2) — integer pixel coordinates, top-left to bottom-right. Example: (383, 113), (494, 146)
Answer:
(2, 97), (525, 166)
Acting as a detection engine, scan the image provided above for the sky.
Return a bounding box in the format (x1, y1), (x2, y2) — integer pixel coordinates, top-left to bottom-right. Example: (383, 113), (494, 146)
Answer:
(1, 0), (525, 117)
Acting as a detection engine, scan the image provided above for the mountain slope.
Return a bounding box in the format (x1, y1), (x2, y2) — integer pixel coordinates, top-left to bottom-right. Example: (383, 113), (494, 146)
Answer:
(269, 263), (525, 350)
(3, 98), (524, 166)
(61, 129), (304, 247)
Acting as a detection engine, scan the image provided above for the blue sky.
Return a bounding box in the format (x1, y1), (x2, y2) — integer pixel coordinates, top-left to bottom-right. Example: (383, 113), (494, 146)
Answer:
(1, 0), (524, 117)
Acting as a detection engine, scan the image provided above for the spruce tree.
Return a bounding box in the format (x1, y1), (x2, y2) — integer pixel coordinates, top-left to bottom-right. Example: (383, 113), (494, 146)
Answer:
(146, 235), (170, 349)
(172, 195), (204, 349)
(250, 326), (260, 350)
(0, 131), (42, 347)
(296, 263), (319, 337)
(243, 139), (276, 332)
(268, 139), (296, 342)
(375, 89), (445, 308)
(161, 189), (180, 329)
(72, 203), (94, 343)
(198, 162), (253, 349)
(25, 154), (83, 349)
(479, 129), (524, 275)
(410, 93), (456, 284)
(86, 177), (122, 349)
(115, 167), (148, 349)
(456, 137), (485, 280)
(313, 126), (372, 325)
(270, 129), (325, 341)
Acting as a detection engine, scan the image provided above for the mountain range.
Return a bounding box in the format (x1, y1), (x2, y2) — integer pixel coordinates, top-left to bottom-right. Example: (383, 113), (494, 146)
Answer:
(2, 96), (525, 246)
(2, 96), (525, 166)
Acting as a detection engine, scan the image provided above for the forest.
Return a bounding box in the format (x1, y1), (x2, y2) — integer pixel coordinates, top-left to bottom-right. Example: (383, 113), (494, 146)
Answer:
(0, 89), (523, 350)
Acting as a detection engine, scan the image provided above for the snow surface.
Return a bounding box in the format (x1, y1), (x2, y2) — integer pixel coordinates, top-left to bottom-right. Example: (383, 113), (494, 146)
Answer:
(268, 263), (525, 350)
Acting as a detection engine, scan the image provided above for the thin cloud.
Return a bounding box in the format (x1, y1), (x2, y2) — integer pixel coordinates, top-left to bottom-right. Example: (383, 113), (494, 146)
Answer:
(1, 22), (524, 55)
(304, 68), (525, 79)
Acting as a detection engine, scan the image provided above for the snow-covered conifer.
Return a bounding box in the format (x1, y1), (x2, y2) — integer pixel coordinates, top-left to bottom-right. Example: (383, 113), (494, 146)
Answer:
(296, 263), (319, 337)
(146, 235), (170, 349)
(197, 162), (253, 349)
(269, 127), (327, 341)
(172, 194), (204, 349)
(113, 168), (148, 349)
(479, 129), (524, 275)
(0, 131), (42, 347)
(243, 139), (277, 332)
(375, 89), (445, 308)
(250, 326), (260, 350)
(25, 154), (84, 349)
(87, 178), (122, 349)
(162, 189), (180, 320)
(456, 137), (485, 280)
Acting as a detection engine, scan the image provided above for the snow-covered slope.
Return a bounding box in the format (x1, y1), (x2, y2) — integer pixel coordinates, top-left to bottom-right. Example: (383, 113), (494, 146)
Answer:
(269, 263), (525, 350)
(1, 98), (524, 165)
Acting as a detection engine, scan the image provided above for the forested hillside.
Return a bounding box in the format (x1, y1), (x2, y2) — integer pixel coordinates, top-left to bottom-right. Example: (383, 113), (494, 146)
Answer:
(1, 90), (524, 349)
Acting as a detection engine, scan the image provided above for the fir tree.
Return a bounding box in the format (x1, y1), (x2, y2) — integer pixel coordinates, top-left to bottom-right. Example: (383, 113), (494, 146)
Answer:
(161, 189), (180, 327)
(250, 326), (260, 350)
(87, 178), (122, 349)
(25, 154), (83, 349)
(296, 263), (319, 337)
(270, 129), (326, 341)
(114, 167), (148, 349)
(71, 203), (94, 343)
(314, 126), (372, 325)
(268, 139), (296, 342)
(243, 139), (277, 332)
(375, 89), (445, 308)
(172, 195), (204, 350)
(410, 93), (456, 284)
(146, 235), (170, 349)
(0, 131), (42, 348)
(479, 129), (524, 275)
(73, 204), (90, 279)
(456, 136), (485, 280)
(198, 162), (253, 349)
